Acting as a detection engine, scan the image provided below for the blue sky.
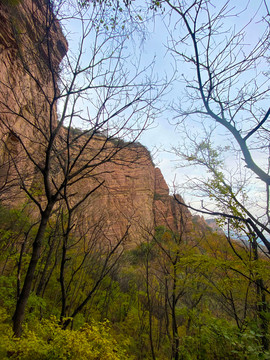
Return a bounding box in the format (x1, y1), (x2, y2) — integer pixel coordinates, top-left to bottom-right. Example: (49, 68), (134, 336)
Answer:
(138, 0), (269, 203)
(60, 0), (269, 213)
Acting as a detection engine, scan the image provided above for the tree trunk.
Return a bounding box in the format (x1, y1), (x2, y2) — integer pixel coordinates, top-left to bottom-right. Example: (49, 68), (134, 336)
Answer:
(146, 251), (156, 360)
(16, 234), (27, 299)
(35, 236), (55, 296)
(252, 239), (269, 351)
(257, 279), (269, 352)
(60, 238), (67, 320)
(171, 259), (180, 360)
(12, 203), (54, 337)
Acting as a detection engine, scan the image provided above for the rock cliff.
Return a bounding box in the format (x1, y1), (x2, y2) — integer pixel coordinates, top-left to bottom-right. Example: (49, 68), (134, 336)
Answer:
(0, 0), (192, 245)
(0, 0), (68, 201)
(64, 138), (193, 245)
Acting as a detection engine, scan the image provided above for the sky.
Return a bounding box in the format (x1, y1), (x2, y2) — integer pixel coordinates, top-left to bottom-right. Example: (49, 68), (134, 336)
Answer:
(136, 0), (269, 204)
(60, 0), (269, 213)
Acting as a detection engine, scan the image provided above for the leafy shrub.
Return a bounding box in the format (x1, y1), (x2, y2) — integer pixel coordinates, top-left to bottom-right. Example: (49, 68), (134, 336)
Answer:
(0, 275), (16, 312)
(177, 313), (270, 360)
(0, 313), (131, 360)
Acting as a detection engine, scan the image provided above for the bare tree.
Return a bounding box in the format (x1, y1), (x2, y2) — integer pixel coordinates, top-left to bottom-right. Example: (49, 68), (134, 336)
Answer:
(157, 0), (270, 351)
(162, 0), (270, 245)
(57, 184), (131, 327)
(0, 0), (165, 336)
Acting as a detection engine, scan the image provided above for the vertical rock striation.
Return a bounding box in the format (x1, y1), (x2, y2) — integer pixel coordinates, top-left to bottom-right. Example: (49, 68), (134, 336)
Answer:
(0, 0), (68, 201)
(0, 0), (192, 246)
(153, 167), (192, 234)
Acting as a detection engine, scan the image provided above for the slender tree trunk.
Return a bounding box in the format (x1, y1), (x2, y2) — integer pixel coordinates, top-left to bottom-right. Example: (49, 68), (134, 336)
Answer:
(257, 279), (269, 352)
(16, 234), (27, 299)
(60, 238), (67, 320)
(62, 277), (102, 329)
(172, 282), (179, 360)
(164, 279), (171, 343)
(146, 251), (156, 360)
(252, 239), (269, 351)
(36, 236), (54, 296)
(60, 209), (73, 322)
(172, 258), (180, 360)
(12, 203), (54, 337)
(41, 236), (61, 297)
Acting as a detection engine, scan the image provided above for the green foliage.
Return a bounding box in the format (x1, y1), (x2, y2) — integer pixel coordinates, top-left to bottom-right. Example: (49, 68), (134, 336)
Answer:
(0, 275), (16, 312)
(0, 204), (35, 276)
(128, 240), (156, 265)
(0, 314), (131, 360)
(77, 0), (136, 33)
(25, 294), (47, 321)
(177, 312), (270, 360)
(153, 192), (166, 201)
(184, 140), (226, 170)
(154, 225), (174, 242)
(0, 203), (269, 359)
(0, 203), (32, 248)
(1, 0), (21, 6)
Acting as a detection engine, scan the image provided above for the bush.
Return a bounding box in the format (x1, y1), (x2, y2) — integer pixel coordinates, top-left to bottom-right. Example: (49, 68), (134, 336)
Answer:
(0, 312), (131, 360)
(177, 312), (270, 360)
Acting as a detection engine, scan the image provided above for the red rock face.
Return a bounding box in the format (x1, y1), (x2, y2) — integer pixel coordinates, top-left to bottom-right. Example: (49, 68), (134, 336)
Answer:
(153, 168), (192, 234)
(0, 0), (193, 246)
(70, 149), (193, 245)
(71, 143), (157, 246)
(154, 168), (169, 196)
(0, 0), (68, 203)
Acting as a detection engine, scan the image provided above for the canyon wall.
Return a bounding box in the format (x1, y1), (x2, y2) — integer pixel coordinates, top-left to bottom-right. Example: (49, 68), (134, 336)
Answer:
(0, 0), (192, 246)
(0, 0), (68, 201)
(61, 137), (193, 245)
